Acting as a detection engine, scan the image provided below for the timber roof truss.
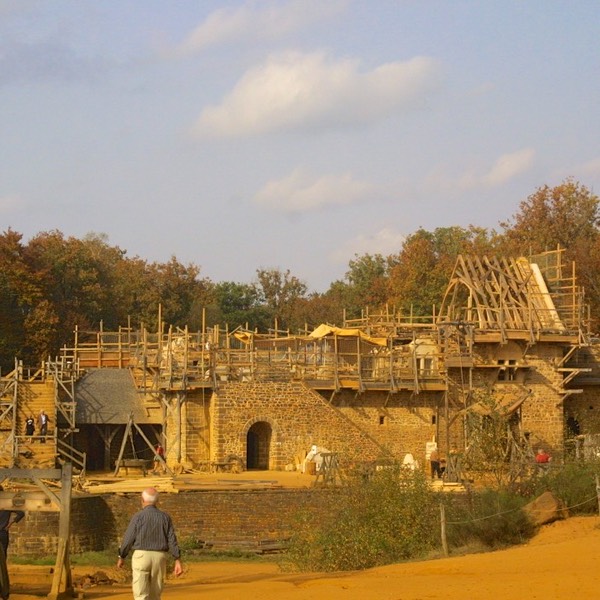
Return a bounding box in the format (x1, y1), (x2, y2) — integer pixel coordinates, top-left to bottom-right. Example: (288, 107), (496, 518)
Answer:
(439, 253), (584, 337)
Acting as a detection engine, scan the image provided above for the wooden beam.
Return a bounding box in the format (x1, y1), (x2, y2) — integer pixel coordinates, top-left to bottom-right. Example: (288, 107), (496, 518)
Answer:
(48, 463), (73, 600)
(113, 418), (132, 477)
(132, 421), (174, 477)
(0, 468), (62, 480)
(31, 477), (61, 509)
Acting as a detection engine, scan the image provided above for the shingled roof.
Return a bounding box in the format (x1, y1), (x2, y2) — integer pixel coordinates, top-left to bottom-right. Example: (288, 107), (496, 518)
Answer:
(75, 368), (159, 424)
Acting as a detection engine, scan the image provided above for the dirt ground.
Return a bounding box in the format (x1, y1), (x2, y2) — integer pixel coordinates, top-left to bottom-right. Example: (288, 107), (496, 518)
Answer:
(6, 515), (600, 599)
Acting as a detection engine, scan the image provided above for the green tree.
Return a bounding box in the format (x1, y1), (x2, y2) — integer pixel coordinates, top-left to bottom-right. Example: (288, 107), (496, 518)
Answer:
(255, 268), (308, 332)
(461, 391), (532, 488)
(125, 257), (211, 331)
(78, 232), (129, 329)
(206, 281), (270, 331)
(341, 253), (393, 318)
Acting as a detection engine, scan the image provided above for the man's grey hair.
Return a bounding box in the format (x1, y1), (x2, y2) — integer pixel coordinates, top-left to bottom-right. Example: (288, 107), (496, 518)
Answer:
(142, 489), (158, 504)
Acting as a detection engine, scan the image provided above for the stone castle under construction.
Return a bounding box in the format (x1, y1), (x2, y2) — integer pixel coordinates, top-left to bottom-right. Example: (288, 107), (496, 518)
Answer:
(2, 248), (599, 478)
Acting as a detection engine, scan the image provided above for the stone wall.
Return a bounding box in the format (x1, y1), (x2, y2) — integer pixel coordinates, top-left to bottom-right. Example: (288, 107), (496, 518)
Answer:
(7, 495), (112, 557)
(159, 340), (576, 470)
(445, 341), (567, 458)
(332, 390), (445, 467)
(517, 344), (564, 453)
(183, 391), (211, 464)
(566, 388), (600, 435)
(209, 382), (444, 469)
(8, 488), (334, 557)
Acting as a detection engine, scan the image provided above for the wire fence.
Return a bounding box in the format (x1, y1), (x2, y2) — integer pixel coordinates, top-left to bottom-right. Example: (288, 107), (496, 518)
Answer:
(439, 476), (600, 556)
(446, 494), (598, 525)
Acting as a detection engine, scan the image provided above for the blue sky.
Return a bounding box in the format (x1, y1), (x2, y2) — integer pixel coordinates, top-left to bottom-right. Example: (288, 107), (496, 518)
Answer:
(1, 1), (598, 292)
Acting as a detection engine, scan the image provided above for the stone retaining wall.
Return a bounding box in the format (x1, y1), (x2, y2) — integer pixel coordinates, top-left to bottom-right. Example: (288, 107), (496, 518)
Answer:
(8, 488), (334, 558)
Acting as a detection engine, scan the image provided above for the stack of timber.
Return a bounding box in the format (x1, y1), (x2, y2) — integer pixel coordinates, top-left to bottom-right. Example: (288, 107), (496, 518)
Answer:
(82, 476), (178, 495)
(81, 476), (284, 494)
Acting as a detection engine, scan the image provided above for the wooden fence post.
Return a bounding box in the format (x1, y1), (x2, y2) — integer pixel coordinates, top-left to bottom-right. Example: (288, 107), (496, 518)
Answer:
(440, 503), (449, 557)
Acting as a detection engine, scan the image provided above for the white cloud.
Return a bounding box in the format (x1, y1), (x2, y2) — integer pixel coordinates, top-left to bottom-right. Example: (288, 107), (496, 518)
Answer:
(175, 0), (347, 56)
(254, 168), (374, 213)
(192, 51), (441, 137)
(330, 228), (406, 263)
(481, 148), (535, 187)
(427, 148), (536, 195)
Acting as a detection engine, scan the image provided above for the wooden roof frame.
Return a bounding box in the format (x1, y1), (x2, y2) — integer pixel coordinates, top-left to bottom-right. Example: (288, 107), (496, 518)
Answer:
(438, 252), (584, 339)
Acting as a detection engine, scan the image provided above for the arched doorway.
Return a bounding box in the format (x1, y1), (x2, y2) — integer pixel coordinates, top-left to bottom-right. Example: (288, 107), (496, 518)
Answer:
(246, 421), (272, 470)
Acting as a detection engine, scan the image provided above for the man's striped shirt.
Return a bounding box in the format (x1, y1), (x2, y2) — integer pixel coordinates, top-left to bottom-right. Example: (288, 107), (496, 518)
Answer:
(118, 505), (181, 559)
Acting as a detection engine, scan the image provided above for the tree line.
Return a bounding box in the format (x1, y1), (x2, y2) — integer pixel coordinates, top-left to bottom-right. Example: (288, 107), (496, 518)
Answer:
(1, 178), (599, 371)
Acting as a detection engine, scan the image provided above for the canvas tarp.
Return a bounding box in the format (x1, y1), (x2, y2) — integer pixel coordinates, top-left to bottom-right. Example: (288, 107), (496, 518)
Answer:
(308, 324), (388, 347)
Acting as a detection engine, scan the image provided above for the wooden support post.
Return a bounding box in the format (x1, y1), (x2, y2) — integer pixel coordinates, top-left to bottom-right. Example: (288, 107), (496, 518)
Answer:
(356, 335), (362, 391)
(118, 325), (123, 368)
(132, 421), (174, 477)
(48, 463), (73, 600)
(113, 417), (133, 477)
(168, 325), (173, 383)
(176, 393), (182, 464)
(184, 325), (189, 385)
(95, 425), (119, 471)
(333, 334), (339, 390)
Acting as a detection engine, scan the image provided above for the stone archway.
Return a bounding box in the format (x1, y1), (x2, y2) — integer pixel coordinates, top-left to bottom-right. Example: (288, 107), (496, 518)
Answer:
(246, 421), (272, 470)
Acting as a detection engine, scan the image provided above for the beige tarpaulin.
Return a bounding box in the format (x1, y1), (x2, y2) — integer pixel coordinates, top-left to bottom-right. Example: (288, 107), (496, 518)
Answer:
(233, 331), (253, 344)
(308, 324), (388, 347)
(232, 325), (388, 347)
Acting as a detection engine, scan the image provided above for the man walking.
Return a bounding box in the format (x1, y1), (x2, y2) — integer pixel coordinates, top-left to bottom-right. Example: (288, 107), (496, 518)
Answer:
(38, 410), (48, 443)
(117, 487), (182, 600)
(0, 508), (25, 600)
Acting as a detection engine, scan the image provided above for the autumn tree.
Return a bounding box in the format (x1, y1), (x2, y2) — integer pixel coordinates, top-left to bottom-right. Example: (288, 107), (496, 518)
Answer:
(293, 285), (348, 330)
(388, 226), (497, 316)
(144, 257), (211, 328)
(500, 179), (600, 325)
(500, 178), (600, 254)
(25, 231), (109, 337)
(0, 229), (42, 369)
(77, 232), (130, 328)
(0, 229), (213, 365)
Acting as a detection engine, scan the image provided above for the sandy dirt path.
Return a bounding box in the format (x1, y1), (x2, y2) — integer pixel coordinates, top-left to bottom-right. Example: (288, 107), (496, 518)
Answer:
(8, 516), (600, 599)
